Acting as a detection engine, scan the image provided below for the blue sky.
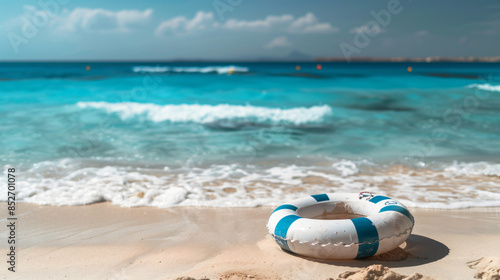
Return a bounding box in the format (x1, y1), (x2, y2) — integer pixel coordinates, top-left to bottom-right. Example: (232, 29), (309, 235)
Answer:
(0, 0), (499, 60)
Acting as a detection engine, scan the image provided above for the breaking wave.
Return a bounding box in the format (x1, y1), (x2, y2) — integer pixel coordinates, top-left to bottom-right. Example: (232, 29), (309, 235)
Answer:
(467, 83), (500, 92)
(132, 65), (249, 74)
(76, 102), (333, 125)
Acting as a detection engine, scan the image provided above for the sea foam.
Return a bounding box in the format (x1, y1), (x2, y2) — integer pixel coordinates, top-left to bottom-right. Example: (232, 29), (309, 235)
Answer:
(76, 102), (333, 125)
(132, 65), (249, 74)
(3, 159), (500, 209)
(443, 161), (500, 177)
(467, 83), (500, 92)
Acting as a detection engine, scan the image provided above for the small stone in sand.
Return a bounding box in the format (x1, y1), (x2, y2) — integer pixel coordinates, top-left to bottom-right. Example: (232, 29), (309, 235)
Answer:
(335, 264), (432, 280)
(467, 257), (500, 280)
(136, 191), (145, 198)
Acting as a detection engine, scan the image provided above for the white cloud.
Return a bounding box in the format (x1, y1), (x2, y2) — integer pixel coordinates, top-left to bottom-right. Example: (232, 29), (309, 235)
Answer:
(265, 36), (292, 49)
(55, 8), (153, 33)
(0, 6), (153, 34)
(224, 12), (337, 33)
(350, 23), (385, 35)
(289, 13), (338, 33)
(155, 11), (214, 35)
(223, 14), (294, 31)
(155, 11), (338, 36)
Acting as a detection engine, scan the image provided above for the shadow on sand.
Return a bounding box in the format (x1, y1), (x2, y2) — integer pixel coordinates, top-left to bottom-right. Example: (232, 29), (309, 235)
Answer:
(288, 234), (449, 268)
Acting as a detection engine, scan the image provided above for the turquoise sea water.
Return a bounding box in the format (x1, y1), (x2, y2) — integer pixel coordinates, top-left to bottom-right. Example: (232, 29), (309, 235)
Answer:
(1, 62), (500, 208)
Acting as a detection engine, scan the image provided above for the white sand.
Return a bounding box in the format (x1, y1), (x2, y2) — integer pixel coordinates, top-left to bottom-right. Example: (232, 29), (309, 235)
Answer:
(1, 203), (499, 279)
(467, 257), (500, 280)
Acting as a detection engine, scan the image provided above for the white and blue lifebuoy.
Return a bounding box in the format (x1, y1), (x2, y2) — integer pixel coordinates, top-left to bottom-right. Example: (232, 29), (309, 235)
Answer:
(267, 192), (414, 259)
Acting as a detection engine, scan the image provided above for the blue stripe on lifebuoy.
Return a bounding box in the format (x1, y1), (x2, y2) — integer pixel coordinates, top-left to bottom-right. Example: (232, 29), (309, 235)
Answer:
(380, 205), (414, 223)
(351, 217), (379, 258)
(272, 204), (298, 213)
(369, 195), (391, 204)
(274, 215), (301, 252)
(311, 193), (329, 202)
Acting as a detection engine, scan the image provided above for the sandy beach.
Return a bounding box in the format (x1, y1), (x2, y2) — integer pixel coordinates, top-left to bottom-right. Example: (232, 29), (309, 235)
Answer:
(2, 0), (500, 279)
(1, 202), (499, 280)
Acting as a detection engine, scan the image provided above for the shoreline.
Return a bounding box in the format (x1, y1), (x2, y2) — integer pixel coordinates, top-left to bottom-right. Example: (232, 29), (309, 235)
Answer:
(12, 159), (500, 209)
(1, 202), (499, 279)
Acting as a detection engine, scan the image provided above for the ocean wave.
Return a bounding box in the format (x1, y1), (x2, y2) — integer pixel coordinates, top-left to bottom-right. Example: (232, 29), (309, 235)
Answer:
(444, 161), (500, 177)
(2, 159), (500, 209)
(132, 65), (249, 74)
(467, 83), (500, 92)
(76, 102), (333, 125)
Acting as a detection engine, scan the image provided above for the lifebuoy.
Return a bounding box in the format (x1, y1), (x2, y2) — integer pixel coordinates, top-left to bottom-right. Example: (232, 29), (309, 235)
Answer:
(267, 192), (414, 259)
